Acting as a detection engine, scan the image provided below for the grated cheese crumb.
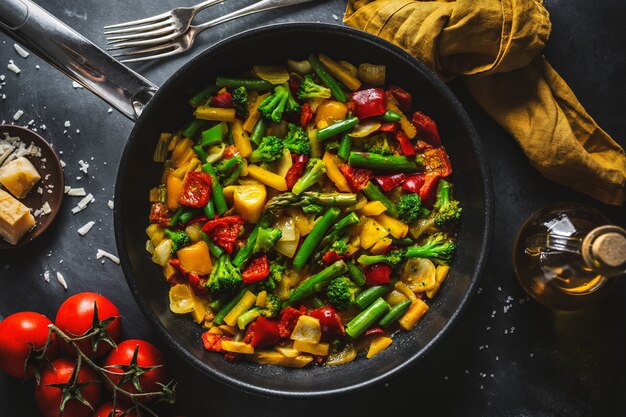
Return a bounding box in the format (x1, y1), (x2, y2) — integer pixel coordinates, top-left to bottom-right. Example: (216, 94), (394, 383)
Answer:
(72, 81), (84, 89)
(41, 202), (51, 215)
(56, 272), (68, 289)
(96, 249), (120, 264)
(78, 221), (95, 236)
(43, 270), (50, 282)
(108, 200), (114, 210)
(64, 120), (71, 127)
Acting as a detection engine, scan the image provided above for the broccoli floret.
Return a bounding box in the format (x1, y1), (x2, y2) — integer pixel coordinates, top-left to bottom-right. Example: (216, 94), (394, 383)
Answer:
(215, 155), (244, 186)
(297, 74), (331, 100)
(236, 294), (281, 329)
(206, 254), (242, 294)
(258, 261), (285, 291)
(284, 83), (301, 115)
(301, 204), (324, 215)
(232, 86), (249, 119)
(398, 194), (423, 224)
(363, 134), (395, 156)
(253, 227), (282, 253)
(405, 232), (456, 263)
(330, 238), (349, 257)
(164, 229), (191, 252)
(249, 135), (285, 164)
(283, 123), (312, 156)
(258, 84), (292, 123)
(357, 250), (404, 266)
(433, 180), (462, 226)
(292, 157), (326, 195)
(326, 276), (360, 310)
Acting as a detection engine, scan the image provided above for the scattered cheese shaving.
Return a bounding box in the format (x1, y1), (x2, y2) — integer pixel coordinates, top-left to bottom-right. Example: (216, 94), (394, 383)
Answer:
(41, 202), (51, 215)
(56, 272), (68, 289)
(77, 193), (94, 208)
(78, 221), (95, 236)
(72, 81), (84, 89)
(7, 60), (21, 74)
(108, 200), (114, 210)
(67, 187), (86, 196)
(96, 249), (120, 264)
(78, 160), (89, 174)
(43, 270), (50, 282)
(14, 44), (30, 58)
(13, 110), (23, 121)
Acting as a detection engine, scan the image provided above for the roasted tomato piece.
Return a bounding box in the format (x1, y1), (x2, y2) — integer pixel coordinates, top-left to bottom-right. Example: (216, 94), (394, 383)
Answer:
(378, 122), (398, 133)
(339, 163), (372, 192)
(278, 306), (305, 339)
(242, 255), (270, 284)
(322, 250), (344, 265)
(179, 171), (212, 208)
(222, 145), (240, 160)
(300, 102), (313, 127)
(364, 263), (393, 285)
(350, 88), (387, 119)
(285, 154), (309, 190)
(423, 147), (452, 177)
(149, 202), (171, 226)
(201, 215), (245, 253)
(309, 306), (345, 339)
(202, 332), (231, 352)
(412, 111), (441, 147)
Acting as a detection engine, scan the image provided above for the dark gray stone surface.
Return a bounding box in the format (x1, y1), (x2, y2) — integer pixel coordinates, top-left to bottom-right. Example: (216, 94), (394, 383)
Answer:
(1, 0), (625, 415)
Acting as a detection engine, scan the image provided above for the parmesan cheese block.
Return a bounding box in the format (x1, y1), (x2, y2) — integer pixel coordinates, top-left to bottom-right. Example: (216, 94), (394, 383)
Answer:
(0, 189), (35, 245)
(0, 156), (41, 199)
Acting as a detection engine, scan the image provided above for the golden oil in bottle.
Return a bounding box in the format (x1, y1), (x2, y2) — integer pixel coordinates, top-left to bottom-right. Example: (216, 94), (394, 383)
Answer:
(512, 203), (626, 311)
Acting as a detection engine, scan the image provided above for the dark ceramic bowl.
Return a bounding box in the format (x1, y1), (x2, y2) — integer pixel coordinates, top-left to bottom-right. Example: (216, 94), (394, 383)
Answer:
(115, 23), (493, 399)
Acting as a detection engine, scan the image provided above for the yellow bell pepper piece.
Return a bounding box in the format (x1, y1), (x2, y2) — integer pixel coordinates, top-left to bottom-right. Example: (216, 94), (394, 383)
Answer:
(359, 217), (389, 249)
(221, 340), (254, 354)
(252, 351), (313, 368)
(172, 157), (200, 179)
(319, 53), (362, 91)
(308, 129), (323, 158)
(243, 93), (270, 132)
(315, 100), (349, 128)
(146, 224), (164, 246)
(399, 299), (429, 331)
(358, 201), (387, 217)
(366, 336), (393, 359)
(293, 340), (329, 356)
(177, 241), (213, 276)
(394, 281), (418, 303)
(166, 174), (184, 211)
(194, 106), (236, 123)
(426, 265), (450, 299)
(223, 291), (257, 327)
(374, 213), (409, 239)
(190, 291), (208, 324)
(168, 284), (195, 314)
(170, 137), (193, 166)
(232, 183), (267, 224)
(322, 151), (351, 192)
(370, 237), (393, 255)
(162, 263), (177, 281)
(256, 290), (267, 307)
(246, 165), (287, 191)
(290, 315), (322, 343)
(231, 119), (252, 158)
(386, 93), (417, 139)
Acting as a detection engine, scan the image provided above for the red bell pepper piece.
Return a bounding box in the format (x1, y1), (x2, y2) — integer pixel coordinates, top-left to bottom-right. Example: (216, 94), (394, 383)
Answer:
(418, 172), (441, 208)
(285, 154), (309, 190)
(374, 173), (407, 192)
(401, 174), (425, 193)
(387, 85), (412, 113)
(222, 145), (240, 160)
(309, 306), (345, 339)
(378, 122), (398, 133)
(278, 306), (306, 339)
(247, 316), (281, 348)
(201, 215), (245, 253)
(210, 92), (233, 108)
(187, 272), (208, 295)
(412, 111), (441, 147)
(288, 76), (300, 97)
(149, 202), (171, 226)
(242, 255), (270, 284)
(363, 327), (385, 337)
(339, 163), (372, 192)
(201, 332), (232, 352)
(350, 88), (387, 119)
(364, 263), (392, 285)
(179, 172), (212, 208)
(321, 251), (344, 265)
(394, 130), (416, 156)
(300, 102), (313, 127)
(423, 147), (453, 177)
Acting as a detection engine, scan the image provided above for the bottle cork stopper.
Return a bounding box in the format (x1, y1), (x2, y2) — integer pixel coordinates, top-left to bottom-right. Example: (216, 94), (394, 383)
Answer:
(592, 232), (626, 267)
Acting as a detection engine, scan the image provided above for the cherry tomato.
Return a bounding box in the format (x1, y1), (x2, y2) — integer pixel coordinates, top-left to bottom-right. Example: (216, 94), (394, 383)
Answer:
(92, 401), (137, 417)
(0, 311), (58, 379)
(309, 306), (345, 339)
(35, 357), (102, 417)
(179, 171), (212, 208)
(242, 255), (270, 284)
(103, 339), (168, 402)
(55, 292), (122, 359)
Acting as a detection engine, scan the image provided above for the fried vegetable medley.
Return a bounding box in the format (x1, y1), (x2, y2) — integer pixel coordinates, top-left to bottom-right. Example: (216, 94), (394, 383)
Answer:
(146, 53), (461, 368)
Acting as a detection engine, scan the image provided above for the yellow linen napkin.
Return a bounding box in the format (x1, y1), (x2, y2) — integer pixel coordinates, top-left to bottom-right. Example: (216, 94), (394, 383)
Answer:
(344, 0), (626, 205)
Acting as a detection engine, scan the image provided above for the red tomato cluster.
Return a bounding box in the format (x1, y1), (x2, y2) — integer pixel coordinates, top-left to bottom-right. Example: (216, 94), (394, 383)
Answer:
(0, 292), (174, 417)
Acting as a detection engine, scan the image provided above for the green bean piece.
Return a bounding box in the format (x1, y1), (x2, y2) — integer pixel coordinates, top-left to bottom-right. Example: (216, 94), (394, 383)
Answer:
(215, 76), (273, 91)
(292, 207), (341, 271)
(308, 53), (348, 103)
(348, 151), (422, 172)
(168, 207), (186, 226)
(337, 134), (352, 160)
(345, 297), (390, 338)
(347, 262), (366, 286)
(391, 237), (414, 247)
(203, 199), (215, 219)
(189, 85), (215, 108)
(362, 181), (399, 217)
(284, 260), (348, 307)
(201, 162), (228, 215)
(182, 119), (207, 139)
(201, 232), (224, 258)
(213, 287), (250, 325)
(199, 122), (227, 147)
(208, 298), (224, 311)
(193, 145), (209, 162)
(232, 214), (274, 268)
(355, 285), (391, 309)
(378, 110), (402, 122)
(317, 117), (359, 141)
(249, 117), (267, 145)
(379, 300), (412, 328)
(179, 209), (200, 225)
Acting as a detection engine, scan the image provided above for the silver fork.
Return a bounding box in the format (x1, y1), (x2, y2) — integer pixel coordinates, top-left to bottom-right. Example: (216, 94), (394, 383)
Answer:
(104, 0), (318, 63)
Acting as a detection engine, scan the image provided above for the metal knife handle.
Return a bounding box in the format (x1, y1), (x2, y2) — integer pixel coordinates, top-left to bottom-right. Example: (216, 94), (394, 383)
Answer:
(0, 0), (158, 121)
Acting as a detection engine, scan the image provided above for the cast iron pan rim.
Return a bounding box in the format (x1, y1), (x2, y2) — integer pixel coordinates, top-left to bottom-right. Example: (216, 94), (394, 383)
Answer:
(115, 21), (494, 399)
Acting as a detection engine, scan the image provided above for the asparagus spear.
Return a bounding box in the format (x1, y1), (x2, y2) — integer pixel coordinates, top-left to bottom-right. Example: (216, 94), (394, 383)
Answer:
(264, 192), (357, 211)
(362, 181), (399, 217)
(348, 151), (423, 172)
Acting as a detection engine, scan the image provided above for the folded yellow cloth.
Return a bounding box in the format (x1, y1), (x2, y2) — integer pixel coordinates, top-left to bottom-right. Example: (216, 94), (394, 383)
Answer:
(344, 0), (626, 205)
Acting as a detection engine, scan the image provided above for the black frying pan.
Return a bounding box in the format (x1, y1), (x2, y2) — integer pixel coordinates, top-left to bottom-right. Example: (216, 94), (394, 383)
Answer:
(2, 0), (493, 399)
